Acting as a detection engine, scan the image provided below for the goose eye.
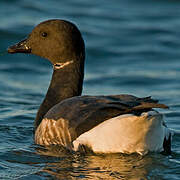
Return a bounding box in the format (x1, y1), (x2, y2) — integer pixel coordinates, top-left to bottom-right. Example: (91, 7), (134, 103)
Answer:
(41, 32), (48, 37)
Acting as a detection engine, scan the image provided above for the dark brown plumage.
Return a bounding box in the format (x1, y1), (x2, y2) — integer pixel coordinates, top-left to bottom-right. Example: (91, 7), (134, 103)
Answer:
(7, 19), (171, 155)
(44, 95), (168, 138)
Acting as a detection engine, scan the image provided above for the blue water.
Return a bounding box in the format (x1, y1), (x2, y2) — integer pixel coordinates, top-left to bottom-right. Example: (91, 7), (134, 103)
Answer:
(0, 0), (180, 179)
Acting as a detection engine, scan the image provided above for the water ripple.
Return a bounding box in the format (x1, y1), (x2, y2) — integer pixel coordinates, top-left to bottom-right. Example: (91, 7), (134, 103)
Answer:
(0, 0), (180, 179)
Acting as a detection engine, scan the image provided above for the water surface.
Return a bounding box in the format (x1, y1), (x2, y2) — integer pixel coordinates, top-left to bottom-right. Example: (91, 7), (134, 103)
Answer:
(0, 0), (180, 179)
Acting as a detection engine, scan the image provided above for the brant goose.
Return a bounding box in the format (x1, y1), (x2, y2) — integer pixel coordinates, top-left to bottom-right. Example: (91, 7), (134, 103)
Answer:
(8, 19), (171, 155)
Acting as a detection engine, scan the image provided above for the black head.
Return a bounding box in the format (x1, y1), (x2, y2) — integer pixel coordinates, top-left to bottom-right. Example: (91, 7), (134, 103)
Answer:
(8, 19), (85, 65)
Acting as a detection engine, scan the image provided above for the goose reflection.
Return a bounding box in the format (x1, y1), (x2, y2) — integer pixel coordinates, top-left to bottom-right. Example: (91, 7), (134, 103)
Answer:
(35, 146), (162, 179)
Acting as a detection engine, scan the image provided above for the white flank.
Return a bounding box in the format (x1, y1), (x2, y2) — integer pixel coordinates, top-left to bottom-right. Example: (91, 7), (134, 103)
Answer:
(73, 111), (168, 155)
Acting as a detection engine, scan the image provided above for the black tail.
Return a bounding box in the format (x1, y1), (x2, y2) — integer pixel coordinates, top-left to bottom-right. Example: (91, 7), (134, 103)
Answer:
(162, 133), (171, 155)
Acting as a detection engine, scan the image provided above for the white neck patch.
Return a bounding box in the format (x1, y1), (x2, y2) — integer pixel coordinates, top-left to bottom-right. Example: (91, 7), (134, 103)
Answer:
(53, 60), (74, 70)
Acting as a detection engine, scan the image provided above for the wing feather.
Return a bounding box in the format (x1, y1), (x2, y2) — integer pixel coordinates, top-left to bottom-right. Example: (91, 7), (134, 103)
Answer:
(44, 95), (168, 138)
